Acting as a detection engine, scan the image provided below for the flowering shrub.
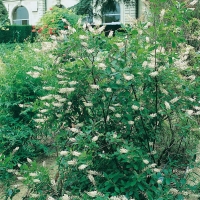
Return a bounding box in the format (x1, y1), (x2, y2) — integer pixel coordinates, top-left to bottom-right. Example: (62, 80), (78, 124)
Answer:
(37, 6), (79, 39)
(7, 0), (198, 199)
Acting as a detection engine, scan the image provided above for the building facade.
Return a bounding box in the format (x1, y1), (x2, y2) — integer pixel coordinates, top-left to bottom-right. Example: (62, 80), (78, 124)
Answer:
(3, 0), (147, 25)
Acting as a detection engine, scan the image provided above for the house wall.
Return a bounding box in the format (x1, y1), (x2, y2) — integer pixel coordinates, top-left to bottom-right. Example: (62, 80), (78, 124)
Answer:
(3, 0), (146, 26)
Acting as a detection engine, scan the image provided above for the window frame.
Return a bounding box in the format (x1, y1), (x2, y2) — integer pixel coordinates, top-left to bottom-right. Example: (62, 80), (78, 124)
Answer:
(102, 3), (121, 25)
(12, 6), (29, 25)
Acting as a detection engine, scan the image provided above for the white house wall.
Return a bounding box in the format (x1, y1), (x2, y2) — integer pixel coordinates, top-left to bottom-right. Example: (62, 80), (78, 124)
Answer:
(3, 0), (146, 25)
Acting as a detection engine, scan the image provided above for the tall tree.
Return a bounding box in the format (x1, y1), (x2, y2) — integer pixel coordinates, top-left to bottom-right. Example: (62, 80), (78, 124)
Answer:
(73, 0), (137, 18)
(0, 0), (10, 26)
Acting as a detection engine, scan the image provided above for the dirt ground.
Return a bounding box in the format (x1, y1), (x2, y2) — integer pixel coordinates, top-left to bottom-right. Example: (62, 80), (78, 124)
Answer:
(1, 151), (200, 200)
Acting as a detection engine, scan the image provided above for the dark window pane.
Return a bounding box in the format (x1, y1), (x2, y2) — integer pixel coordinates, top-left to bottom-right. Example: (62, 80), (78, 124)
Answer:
(104, 15), (120, 23)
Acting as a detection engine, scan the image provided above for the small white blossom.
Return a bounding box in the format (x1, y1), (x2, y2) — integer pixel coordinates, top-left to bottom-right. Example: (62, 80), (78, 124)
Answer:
(86, 49), (94, 54)
(186, 110), (194, 116)
(34, 118), (46, 123)
(30, 194), (40, 198)
(131, 105), (139, 110)
(115, 113), (121, 118)
(164, 101), (170, 110)
(84, 102), (93, 107)
(43, 86), (55, 91)
(68, 102), (72, 106)
(83, 23), (87, 30)
(144, 22), (152, 29)
(120, 148), (128, 154)
(7, 169), (15, 173)
(86, 191), (98, 197)
(59, 88), (75, 93)
(67, 159), (77, 165)
(27, 158), (32, 163)
(90, 84), (99, 89)
(69, 138), (76, 142)
(58, 98), (67, 102)
(17, 177), (25, 180)
(47, 196), (56, 200)
(160, 88), (168, 95)
(40, 109), (48, 113)
(61, 18), (68, 23)
(72, 151), (81, 157)
(115, 80), (122, 85)
(170, 97), (180, 104)
(62, 194), (71, 200)
(81, 42), (88, 47)
(150, 113), (157, 118)
(13, 147), (19, 153)
(70, 128), (79, 133)
(33, 66), (43, 71)
(52, 102), (63, 107)
(149, 71), (158, 77)
(105, 88), (112, 92)
(78, 164), (88, 170)
(160, 9), (165, 20)
(79, 35), (88, 40)
(149, 142), (153, 146)
(109, 106), (115, 112)
(128, 121), (134, 125)
(123, 74), (134, 81)
(157, 179), (163, 184)
(143, 159), (149, 164)
(190, 0), (198, 6)
(88, 174), (96, 185)
(92, 136), (98, 142)
(116, 42), (124, 48)
(149, 163), (157, 168)
(97, 26), (106, 34)
(142, 61), (148, 67)
(108, 31), (114, 38)
(60, 151), (68, 156)
(146, 37), (150, 43)
(169, 188), (179, 194)
(187, 75), (196, 81)
(182, 191), (188, 196)
(58, 81), (68, 84)
(29, 173), (37, 177)
(98, 63), (106, 70)
(69, 81), (78, 85)
(39, 94), (54, 100)
(153, 168), (161, 173)
(26, 71), (40, 78)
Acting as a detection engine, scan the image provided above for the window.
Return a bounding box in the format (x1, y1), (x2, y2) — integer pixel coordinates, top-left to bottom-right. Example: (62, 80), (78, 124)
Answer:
(13, 6), (29, 25)
(102, 2), (120, 24)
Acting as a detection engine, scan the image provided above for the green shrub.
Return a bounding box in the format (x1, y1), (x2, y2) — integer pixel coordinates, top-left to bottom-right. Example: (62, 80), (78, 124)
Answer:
(0, 43), (55, 165)
(0, 0), (10, 27)
(9, 0), (199, 199)
(0, 25), (36, 43)
(37, 6), (79, 39)
(0, 0), (200, 199)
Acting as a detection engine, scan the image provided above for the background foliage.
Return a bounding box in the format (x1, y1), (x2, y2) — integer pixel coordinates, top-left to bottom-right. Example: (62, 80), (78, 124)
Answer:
(0, 0), (10, 27)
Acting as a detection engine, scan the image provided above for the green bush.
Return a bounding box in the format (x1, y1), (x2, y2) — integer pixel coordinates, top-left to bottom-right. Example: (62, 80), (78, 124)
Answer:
(37, 6), (79, 39)
(0, 43), (55, 167)
(0, 0), (10, 27)
(0, 25), (36, 43)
